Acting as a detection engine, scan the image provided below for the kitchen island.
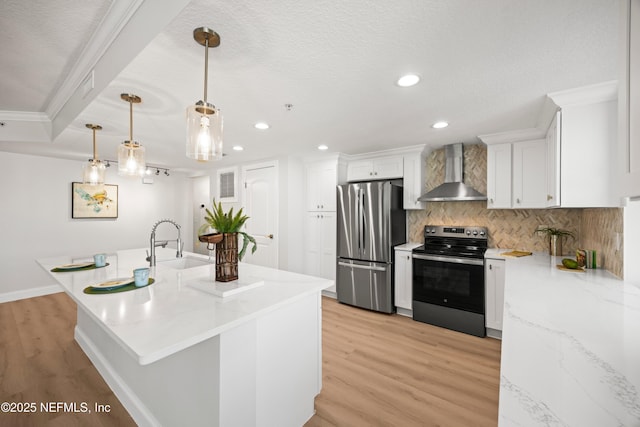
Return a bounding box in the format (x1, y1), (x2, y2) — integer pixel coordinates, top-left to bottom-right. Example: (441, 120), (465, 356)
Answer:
(487, 249), (640, 426)
(37, 248), (332, 427)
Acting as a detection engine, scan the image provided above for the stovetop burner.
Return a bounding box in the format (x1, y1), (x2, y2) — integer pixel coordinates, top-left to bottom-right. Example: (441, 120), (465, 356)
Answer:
(413, 225), (488, 259)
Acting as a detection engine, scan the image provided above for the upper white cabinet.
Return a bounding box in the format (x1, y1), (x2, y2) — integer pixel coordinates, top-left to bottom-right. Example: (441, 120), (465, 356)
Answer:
(402, 151), (426, 210)
(347, 155), (403, 182)
(545, 112), (561, 207)
(486, 140), (546, 209)
(512, 139), (547, 208)
(619, 0), (640, 199)
(305, 158), (346, 212)
(486, 143), (512, 208)
(548, 81), (619, 207)
(483, 81), (619, 208)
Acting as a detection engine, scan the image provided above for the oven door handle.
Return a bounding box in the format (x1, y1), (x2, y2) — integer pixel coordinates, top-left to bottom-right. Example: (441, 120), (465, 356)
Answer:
(338, 261), (387, 272)
(412, 253), (484, 266)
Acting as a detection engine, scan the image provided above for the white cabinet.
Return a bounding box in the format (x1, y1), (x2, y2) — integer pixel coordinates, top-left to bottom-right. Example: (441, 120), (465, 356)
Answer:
(548, 81), (619, 207)
(394, 243), (420, 315)
(486, 143), (512, 208)
(303, 157), (345, 291)
(512, 139), (547, 208)
(306, 161), (341, 211)
(545, 112), (561, 207)
(304, 212), (336, 290)
(619, 0), (640, 199)
(347, 156), (403, 182)
(487, 140), (548, 209)
(485, 257), (505, 336)
(402, 152), (426, 210)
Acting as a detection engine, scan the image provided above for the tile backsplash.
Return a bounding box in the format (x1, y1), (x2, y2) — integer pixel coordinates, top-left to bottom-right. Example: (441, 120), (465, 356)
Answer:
(408, 143), (624, 278)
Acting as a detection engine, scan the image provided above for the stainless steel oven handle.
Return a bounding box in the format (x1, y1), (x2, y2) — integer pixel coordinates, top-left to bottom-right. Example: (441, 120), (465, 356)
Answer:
(412, 253), (484, 266)
(338, 261), (387, 272)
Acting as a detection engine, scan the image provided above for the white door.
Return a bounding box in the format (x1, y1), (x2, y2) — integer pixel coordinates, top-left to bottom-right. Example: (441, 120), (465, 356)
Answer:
(242, 162), (278, 268)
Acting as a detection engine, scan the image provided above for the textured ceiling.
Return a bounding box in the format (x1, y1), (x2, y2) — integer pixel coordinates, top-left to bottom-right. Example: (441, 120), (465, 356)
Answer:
(0, 0), (619, 174)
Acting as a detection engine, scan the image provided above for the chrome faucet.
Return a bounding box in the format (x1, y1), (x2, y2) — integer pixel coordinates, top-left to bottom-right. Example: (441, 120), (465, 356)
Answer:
(148, 219), (183, 266)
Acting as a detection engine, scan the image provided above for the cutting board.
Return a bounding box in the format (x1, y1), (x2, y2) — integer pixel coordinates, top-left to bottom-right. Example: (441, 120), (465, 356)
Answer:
(500, 251), (532, 257)
(556, 265), (585, 273)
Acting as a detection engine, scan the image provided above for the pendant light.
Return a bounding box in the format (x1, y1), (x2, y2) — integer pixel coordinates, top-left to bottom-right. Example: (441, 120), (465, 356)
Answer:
(82, 124), (106, 184)
(118, 93), (146, 176)
(186, 27), (223, 162)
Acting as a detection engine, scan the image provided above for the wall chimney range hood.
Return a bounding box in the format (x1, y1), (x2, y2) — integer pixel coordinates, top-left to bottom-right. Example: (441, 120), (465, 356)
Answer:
(418, 143), (487, 202)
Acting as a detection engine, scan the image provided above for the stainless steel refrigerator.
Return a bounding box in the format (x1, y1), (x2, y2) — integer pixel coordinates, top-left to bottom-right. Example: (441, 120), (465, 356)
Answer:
(336, 180), (406, 313)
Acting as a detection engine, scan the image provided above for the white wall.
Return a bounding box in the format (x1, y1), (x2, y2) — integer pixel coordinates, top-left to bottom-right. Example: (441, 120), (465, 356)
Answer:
(0, 152), (191, 299)
(202, 155), (306, 273)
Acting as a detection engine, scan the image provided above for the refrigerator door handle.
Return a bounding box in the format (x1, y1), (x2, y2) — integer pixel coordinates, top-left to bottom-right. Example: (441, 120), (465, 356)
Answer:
(338, 261), (387, 272)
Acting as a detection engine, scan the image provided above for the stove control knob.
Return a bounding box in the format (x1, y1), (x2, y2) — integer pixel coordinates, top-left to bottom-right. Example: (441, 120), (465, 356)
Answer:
(466, 230), (471, 235)
(430, 228), (436, 234)
(473, 230), (478, 236)
(480, 231), (486, 236)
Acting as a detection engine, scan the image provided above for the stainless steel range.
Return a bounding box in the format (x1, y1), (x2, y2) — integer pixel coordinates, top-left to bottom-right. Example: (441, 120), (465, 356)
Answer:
(412, 225), (488, 337)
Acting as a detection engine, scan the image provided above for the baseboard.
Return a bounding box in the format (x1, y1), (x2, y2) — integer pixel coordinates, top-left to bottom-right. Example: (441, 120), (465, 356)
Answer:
(396, 307), (413, 317)
(74, 326), (160, 427)
(0, 285), (62, 304)
(486, 328), (502, 340)
(321, 289), (337, 299)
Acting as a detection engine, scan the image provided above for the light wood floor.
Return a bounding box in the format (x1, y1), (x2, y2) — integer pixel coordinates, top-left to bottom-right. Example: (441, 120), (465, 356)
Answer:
(0, 293), (500, 426)
(305, 297), (501, 427)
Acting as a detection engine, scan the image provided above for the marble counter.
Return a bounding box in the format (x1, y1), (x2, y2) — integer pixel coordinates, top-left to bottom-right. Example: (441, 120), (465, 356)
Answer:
(37, 248), (332, 426)
(37, 248), (331, 365)
(486, 249), (640, 426)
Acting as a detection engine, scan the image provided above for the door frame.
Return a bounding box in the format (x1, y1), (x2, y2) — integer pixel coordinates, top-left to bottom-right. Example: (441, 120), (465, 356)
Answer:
(241, 160), (279, 268)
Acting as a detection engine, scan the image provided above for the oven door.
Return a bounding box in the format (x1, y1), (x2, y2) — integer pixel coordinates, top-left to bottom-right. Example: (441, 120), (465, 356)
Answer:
(412, 254), (484, 314)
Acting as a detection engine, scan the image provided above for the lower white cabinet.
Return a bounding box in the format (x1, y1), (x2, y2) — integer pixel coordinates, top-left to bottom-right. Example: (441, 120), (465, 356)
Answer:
(394, 244), (420, 315)
(304, 212), (336, 292)
(485, 257), (505, 336)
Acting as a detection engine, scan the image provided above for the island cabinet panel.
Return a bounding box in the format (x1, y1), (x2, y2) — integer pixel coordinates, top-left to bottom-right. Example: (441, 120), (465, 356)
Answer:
(75, 291), (322, 427)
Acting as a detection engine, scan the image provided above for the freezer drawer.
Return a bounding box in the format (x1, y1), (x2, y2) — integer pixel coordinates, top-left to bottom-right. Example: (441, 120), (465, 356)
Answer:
(336, 258), (394, 313)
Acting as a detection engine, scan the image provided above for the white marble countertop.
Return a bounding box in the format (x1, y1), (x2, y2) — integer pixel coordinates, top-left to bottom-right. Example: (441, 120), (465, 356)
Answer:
(485, 249), (640, 426)
(37, 248), (332, 366)
(394, 242), (422, 251)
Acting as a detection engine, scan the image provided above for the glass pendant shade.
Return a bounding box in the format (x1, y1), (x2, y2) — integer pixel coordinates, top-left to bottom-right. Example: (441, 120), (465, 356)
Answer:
(83, 160), (106, 184)
(186, 102), (223, 161)
(118, 94), (145, 176)
(118, 141), (145, 176)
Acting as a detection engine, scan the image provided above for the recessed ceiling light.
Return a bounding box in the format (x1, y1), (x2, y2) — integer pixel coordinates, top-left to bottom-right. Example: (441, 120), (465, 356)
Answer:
(233, 145), (244, 151)
(254, 122), (270, 130)
(397, 74), (420, 87)
(432, 121), (449, 129)
(318, 144), (329, 151)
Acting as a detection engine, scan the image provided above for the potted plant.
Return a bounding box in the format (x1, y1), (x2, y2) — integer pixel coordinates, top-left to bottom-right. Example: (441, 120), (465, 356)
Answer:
(534, 226), (575, 256)
(198, 200), (257, 282)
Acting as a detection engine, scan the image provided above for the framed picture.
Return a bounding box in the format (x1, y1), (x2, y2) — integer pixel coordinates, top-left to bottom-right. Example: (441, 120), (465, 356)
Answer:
(72, 182), (118, 219)
(216, 167), (238, 202)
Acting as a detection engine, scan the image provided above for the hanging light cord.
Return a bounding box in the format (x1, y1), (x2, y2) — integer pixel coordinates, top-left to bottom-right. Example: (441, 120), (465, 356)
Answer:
(92, 127), (98, 161)
(129, 98), (134, 144)
(203, 35), (209, 103)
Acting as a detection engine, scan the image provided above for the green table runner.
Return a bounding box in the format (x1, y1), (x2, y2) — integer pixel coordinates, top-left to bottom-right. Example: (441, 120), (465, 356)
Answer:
(83, 278), (155, 295)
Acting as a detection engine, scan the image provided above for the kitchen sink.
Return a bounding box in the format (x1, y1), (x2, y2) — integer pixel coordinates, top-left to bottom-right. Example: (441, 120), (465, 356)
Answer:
(158, 256), (213, 270)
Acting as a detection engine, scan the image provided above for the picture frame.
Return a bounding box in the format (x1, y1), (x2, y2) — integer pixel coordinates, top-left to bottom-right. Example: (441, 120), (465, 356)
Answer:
(72, 182), (118, 219)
